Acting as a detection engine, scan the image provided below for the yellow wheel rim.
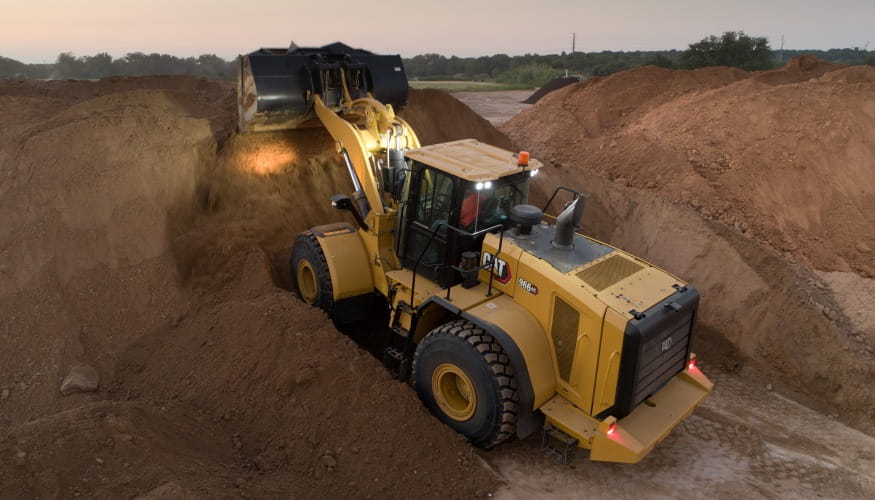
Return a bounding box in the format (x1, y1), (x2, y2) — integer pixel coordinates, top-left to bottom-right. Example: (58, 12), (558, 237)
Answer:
(296, 260), (317, 305)
(432, 363), (477, 421)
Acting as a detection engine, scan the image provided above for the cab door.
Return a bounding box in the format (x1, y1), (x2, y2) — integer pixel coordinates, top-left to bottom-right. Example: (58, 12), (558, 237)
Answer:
(402, 166), (457, 284)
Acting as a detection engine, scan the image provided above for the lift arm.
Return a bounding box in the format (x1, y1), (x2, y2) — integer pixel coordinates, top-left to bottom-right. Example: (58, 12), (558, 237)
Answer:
(313, 93), (420, 218)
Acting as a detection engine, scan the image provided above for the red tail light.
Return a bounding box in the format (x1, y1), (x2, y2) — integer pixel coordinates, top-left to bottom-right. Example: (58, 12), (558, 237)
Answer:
(688, 358), (697, 371)
(607, 422), (616, 435)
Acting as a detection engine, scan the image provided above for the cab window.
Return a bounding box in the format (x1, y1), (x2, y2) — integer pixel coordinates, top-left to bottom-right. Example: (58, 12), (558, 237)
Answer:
(460, 176), (530, 232)
(415, 168), (454, 232)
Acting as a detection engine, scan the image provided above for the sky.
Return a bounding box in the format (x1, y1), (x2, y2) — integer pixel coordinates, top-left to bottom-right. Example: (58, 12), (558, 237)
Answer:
(2, 0), (874, 63)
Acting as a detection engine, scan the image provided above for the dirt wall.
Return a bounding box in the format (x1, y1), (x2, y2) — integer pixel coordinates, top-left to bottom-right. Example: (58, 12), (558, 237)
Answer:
(0, 77), (501, 498)
(506, 57), (875, 433)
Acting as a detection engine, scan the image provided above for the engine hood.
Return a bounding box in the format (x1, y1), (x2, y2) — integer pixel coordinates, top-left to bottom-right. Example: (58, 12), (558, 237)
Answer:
(502, 223), (683, 318)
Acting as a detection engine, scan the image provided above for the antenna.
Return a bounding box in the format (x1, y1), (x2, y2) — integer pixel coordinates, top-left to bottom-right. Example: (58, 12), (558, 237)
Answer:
(779, 35), (784, 64)
(572, 33), (576, 53)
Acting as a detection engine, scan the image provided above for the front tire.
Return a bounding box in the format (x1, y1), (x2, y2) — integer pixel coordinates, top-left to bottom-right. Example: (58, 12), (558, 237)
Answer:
(290, 232), (334, 315)
(412, 320), (519, 448)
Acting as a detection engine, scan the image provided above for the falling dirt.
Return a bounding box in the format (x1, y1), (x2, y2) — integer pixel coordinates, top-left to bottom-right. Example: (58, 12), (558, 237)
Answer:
(1, 60), (874, 499)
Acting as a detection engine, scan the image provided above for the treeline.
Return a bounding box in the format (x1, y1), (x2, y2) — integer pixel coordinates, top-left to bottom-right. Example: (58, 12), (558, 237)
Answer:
(1, 49), (686, 83)
(779, 48), (875, 65)
(406, 34), (875, 84)
(0, 52), (236, 80)
(403, 50), (682, 84)
(3, 37), (874, 84)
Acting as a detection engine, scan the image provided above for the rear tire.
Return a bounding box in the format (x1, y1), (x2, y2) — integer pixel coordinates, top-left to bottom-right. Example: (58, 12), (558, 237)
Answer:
(412, 320), (518, 448)
(290, 232), (334, 315)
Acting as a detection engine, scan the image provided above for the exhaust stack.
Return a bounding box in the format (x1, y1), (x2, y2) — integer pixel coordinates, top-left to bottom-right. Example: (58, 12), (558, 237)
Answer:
(552, 197), (586, 248)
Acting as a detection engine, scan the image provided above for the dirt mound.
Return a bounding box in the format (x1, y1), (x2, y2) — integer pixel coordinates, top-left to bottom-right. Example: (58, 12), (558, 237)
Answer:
(400, 88), (512, 148)
(0, 84), (217, 427)
(508, 60), (875, 277)
(502, 58), (875, 432)
(0, 77), (504, 498)
(522, 76), (581, 104)
(0, 76), (236, 141)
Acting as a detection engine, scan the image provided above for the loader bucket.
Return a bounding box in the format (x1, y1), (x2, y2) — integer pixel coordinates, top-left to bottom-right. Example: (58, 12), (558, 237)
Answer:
(237, 42), (410, 133)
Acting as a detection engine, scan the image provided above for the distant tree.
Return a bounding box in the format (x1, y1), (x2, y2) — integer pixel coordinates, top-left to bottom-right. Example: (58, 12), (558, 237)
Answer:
(646, 54), (677, 69)
(83, 52), (114, 77)
(196, 54), (226, 77)
(55, 52), (87, 78)
(0, 55), (29, 77)
(497, 63), (563, 86)
(681, 31), (773, 70)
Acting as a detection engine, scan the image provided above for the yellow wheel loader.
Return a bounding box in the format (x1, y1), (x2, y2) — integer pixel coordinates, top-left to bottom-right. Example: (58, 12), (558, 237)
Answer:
(238, 42), (713, 463)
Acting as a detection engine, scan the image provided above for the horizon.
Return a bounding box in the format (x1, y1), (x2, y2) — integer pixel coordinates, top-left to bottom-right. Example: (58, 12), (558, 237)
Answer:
(4, 0), (874, 64)
(3, 44), (867, 66)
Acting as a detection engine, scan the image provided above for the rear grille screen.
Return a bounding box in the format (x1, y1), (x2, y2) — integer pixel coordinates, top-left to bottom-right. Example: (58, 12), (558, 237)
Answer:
(577, 255), (643, 291)
(551, 296), (579, 381)
(613, 287), (699, 418)
(633, 311), (693, 407)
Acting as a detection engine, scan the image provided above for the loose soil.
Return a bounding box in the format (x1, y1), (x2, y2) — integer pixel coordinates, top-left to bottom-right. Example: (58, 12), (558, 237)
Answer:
(0, 79), (497, 498)
(1, 60), (874, 499)
(399, 88), (515, 146)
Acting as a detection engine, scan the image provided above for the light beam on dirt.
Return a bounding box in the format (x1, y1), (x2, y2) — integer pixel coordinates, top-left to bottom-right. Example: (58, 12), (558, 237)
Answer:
(235, 143), (298, 175)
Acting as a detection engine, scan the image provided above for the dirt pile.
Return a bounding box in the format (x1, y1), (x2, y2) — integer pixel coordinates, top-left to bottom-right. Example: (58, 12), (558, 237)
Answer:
(400, 89), (512, 148)
(505, 56), (874, 277)
(0, 77), (502, 498)
(0, 79), (223, 427)
(502, 57), (875, 432)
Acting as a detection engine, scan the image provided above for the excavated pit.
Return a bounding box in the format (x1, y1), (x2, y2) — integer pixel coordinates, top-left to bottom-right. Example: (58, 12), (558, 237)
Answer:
(0, 79), (505, 498)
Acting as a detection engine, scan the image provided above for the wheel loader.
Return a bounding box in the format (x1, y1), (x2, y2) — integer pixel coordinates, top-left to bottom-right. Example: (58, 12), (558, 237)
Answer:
(238, 42), (713, 463)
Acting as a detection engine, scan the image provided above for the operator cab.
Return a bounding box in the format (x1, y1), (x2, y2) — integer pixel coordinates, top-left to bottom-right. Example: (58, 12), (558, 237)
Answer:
(397, 140), (542, 287)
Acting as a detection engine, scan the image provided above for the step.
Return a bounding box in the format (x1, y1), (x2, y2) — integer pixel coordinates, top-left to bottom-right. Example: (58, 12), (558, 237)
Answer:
(382, 346), (411, 380)
(541, 423), (579, 465)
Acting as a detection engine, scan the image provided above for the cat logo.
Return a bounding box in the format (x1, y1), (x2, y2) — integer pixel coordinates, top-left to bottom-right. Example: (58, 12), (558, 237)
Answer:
(481, 251), (511, 284)
(660, 337), (673, 352)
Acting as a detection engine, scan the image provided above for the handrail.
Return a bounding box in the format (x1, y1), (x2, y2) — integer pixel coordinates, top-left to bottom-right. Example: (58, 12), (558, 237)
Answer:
(409, 222), (504, 306)
(542, 186), (589, 215)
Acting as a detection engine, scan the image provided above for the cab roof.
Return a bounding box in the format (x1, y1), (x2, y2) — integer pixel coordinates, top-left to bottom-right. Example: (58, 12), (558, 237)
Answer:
(403, 139), (544, 182)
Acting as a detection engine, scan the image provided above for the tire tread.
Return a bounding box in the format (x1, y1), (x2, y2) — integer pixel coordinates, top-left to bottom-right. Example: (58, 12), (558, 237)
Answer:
(291, 231), (334, 315)
(413, 319), (519, 448)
